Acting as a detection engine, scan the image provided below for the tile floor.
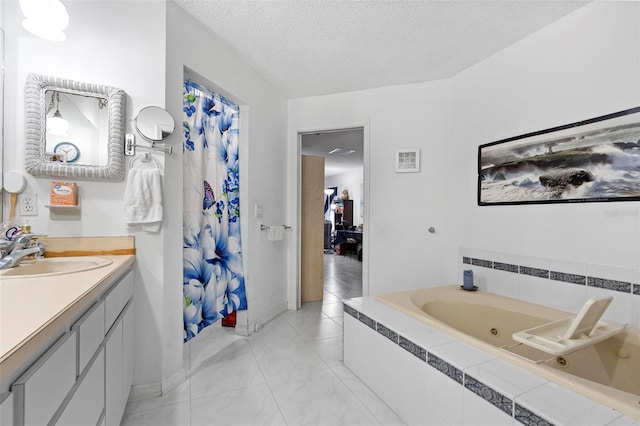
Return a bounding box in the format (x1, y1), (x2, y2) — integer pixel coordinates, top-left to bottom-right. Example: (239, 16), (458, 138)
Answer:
(122, 254), (403, 426)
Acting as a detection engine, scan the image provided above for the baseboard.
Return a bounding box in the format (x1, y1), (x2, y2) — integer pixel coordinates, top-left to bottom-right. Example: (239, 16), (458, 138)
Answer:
(128, 381), (161, 402)
(128, 367), (187, 402)
(239, 301), (288, 337)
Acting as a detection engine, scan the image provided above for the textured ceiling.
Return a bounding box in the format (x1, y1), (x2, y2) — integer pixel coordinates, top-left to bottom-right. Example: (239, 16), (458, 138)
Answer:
(173, 0), (589, 98)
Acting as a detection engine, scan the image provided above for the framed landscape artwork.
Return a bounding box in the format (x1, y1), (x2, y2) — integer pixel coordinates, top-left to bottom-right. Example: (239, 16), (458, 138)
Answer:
(478, 106), (640, 205)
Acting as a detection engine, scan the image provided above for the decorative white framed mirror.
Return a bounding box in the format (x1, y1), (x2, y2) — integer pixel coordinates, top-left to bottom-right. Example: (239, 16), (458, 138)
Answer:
(24, 73), (126, 180)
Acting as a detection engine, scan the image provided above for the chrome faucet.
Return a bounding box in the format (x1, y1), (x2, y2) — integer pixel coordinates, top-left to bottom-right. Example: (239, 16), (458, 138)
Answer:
(0, 234), (45, 269)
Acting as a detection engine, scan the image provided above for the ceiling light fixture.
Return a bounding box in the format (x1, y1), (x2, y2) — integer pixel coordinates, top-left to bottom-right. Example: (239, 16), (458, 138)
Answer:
(46, 91), (69, 136)
(328, 148), (356, 156)
(19, 0), (69, 42)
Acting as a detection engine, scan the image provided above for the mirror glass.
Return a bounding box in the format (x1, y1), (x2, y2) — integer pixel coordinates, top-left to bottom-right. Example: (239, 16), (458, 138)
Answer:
(135, 106), (175, 141)
(45, 91), (109, 166)
(25, 73), (126, 181)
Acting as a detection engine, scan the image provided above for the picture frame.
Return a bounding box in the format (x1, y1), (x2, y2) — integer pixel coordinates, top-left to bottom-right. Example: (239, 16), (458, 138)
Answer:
(478, 106), (640, 206)
(395, 148), (420, 173)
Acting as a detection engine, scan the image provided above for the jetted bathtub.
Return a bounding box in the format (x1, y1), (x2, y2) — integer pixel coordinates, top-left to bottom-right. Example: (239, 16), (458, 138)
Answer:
(376, 286), (640, 420)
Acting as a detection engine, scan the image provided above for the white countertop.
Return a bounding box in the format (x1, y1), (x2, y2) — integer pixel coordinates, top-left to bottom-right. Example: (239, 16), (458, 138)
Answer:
(0, 255), (135, 373)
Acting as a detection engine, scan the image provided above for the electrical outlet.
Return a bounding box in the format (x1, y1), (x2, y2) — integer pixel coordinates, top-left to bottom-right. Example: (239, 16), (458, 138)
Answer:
(19, 193), (38, 216)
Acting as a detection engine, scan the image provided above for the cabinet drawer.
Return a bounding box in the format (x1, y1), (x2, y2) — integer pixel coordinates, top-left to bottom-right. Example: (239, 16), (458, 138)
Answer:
(104, 270), (133, 334)
(105, 317), (123, 426)
(54, 346), (105, 426)
(0, 392), (13, 426)
(11, 331), (77, 426)
(72, 300), (105, 376)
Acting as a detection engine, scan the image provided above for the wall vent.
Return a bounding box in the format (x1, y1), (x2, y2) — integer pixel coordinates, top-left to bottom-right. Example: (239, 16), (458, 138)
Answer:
(395, 149), (420, 173)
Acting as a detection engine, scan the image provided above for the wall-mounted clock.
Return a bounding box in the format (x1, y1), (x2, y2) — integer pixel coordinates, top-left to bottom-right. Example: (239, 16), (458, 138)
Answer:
(53, 142), (80, 163)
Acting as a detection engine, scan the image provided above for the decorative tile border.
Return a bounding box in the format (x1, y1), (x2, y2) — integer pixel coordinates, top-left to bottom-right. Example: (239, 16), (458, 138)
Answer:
(358, 312), (376, 330)
(519, 266), (549, 279)
(464, 256), (636, 295)
(377, 322), (399, 344)
(399, 335), (426, 361)
(550, 271), (586, 286)
(587, 277), (632, 294)
(472, 258), (493, 268)
(494, 262), (518, 273)
(427, 353), (463, 384)
(343, 304), (358, 319)
(464, 375), (512, 415)
(514, 403), (555, 426)
(344, 302), (557, 426)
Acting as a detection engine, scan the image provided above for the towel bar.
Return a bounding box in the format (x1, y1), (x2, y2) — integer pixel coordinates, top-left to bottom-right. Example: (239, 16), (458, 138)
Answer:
(260, 225), (292, 231)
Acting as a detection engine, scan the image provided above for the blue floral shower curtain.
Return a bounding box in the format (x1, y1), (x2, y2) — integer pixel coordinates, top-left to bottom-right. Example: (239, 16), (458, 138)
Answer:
(182, 80), (247, 342)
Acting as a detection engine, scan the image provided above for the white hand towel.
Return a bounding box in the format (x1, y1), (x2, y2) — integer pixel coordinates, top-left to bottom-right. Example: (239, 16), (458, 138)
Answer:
(267, 225), (285, 241)
(124, 167), (163, 232)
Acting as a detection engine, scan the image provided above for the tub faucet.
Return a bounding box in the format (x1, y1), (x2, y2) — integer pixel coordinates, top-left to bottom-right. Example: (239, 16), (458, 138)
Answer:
(0, 234), (44, 269)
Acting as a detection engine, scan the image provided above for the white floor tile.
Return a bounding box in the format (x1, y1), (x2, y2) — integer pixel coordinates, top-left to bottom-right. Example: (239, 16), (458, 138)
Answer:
(122, 253), (363, 426)
(321, 302), (345, 318)
(247, 317), (305, 352)
(292, 317), (344, 342)
(189, 332), (251, 373)
(365, 401), (406, 426)
(310, 335), (343, 368)
(190, 351), (266, 399)
(121, 401), (190, 426)
(322, 292), (342, 303)
(332, 365), (382, 406)
(303, 406), (382, 425)
(280, 302), (326, 327)
(253, 341), (329, 382)
(190, 383), (286, 426)
(124, 380), (191, 416)
(269, 369), (363, 425)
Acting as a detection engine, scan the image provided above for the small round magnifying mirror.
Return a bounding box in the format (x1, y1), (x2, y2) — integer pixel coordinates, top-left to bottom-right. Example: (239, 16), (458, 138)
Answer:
(134, 106), (175, 141)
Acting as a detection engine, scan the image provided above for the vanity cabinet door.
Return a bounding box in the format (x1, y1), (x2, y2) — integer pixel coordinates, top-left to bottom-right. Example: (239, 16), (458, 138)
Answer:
(104, 272), (133, 334)
(54, 347), (105, 426)
(11, 331), (76, 426)
(73, 299), (105, 376)
(0, 392), (13, 426)
(123, 302), (134, 397)
(104, 270), (134, 426)
(105, 315), (124, 426)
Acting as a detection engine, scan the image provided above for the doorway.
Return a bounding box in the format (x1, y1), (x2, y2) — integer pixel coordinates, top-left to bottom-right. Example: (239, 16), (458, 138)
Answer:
(299, 128), (367, 308)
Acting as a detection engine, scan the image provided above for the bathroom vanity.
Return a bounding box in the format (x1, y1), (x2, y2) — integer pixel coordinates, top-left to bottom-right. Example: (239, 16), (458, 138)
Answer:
(0, 251), (135, 426)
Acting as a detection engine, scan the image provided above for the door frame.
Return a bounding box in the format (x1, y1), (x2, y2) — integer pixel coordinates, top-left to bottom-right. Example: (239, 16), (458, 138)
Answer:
(288, 120), (371, 309)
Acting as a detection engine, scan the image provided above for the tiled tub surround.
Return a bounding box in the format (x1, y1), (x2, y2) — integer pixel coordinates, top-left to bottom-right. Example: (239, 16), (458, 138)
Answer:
(343, 291), (640, 425)
(459, 249), (640, 332)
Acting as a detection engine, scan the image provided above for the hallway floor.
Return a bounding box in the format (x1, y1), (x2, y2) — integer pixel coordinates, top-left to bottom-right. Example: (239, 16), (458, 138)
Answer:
(122, 254), (402, 426)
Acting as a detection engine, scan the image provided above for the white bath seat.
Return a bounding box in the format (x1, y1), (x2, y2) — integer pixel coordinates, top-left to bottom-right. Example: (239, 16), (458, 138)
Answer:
(512, 297), (625, 356)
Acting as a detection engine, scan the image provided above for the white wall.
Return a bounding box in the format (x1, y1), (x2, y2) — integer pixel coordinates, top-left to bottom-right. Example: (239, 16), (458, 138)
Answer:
(289, 80), (453, 296)
(4, 0), (289, 394)
(3, 1), (170, 388)
(166, 1), (289, 351)
(288, 1), (640, 299)
(449, 1), (640, 268)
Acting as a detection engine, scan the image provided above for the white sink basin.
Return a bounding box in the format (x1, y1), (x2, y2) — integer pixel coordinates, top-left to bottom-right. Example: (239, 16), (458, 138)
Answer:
(0, 256), (113, 279)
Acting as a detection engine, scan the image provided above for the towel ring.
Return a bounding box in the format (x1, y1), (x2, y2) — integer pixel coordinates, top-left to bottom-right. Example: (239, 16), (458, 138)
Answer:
(131, 152), (161, 170)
